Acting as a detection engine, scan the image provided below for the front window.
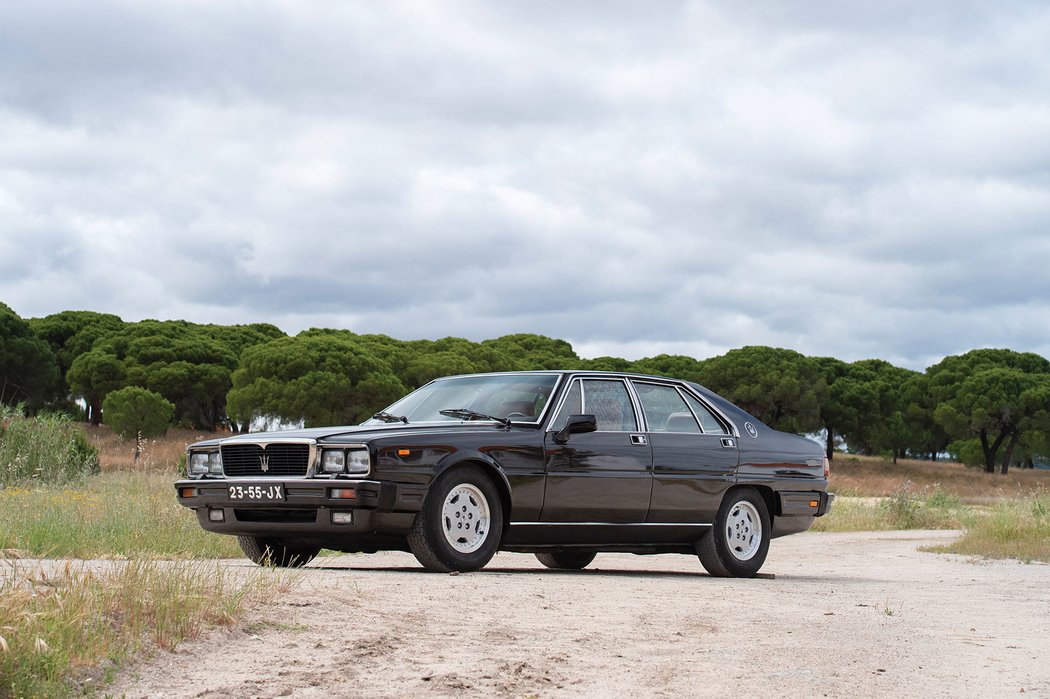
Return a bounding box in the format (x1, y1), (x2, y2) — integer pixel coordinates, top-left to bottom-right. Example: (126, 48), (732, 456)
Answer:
(550, 378), (639, 432)
(363, 374), (560, 424)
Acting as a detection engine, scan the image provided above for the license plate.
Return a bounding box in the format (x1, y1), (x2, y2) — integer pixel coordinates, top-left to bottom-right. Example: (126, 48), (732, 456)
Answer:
(227, 483), (285, 502)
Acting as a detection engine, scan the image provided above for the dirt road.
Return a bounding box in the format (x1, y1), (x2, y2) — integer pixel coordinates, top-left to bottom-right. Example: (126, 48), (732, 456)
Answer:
(112, 530), (1049, 698)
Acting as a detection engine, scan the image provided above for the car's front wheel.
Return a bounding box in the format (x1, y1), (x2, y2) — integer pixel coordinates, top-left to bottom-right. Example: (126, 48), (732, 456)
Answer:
(695, 488), (770, 578)
(535, 550), (596, 570)
(237, 536), (320, 567)
(408, 465), (503, 572)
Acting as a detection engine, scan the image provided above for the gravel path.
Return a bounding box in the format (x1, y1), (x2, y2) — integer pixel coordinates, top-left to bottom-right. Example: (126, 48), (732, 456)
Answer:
(110, 530), (1049, 698)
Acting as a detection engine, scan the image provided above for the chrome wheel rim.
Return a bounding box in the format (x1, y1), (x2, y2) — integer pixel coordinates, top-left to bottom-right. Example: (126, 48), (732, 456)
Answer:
(725, 500), (761, 561)
(441, 483), (490, 554)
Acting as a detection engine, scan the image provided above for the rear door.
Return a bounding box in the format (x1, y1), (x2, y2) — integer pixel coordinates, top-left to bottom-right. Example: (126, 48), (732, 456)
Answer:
(541, 378), (653, 522)
(631, 381), (738, 523)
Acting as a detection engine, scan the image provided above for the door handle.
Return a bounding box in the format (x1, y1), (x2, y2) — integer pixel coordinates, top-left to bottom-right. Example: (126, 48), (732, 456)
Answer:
(630, 434), (648, 446)
(720, 437), (736, 448)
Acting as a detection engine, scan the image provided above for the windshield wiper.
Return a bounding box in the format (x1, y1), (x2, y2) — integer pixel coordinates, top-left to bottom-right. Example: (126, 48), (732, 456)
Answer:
(372, 411), (408, 424)
(439, 408), (510, 427)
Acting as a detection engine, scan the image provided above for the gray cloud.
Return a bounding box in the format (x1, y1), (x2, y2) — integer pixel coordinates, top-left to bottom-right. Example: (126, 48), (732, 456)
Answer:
(2, 1), (1050, 371)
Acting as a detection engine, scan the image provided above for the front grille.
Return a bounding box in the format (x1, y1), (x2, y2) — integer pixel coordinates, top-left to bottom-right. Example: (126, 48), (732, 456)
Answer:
(222, 443), (311, 477)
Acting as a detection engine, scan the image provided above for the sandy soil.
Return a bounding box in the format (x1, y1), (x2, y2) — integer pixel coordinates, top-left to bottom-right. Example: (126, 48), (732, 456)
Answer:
(110, 530), (1049, 698)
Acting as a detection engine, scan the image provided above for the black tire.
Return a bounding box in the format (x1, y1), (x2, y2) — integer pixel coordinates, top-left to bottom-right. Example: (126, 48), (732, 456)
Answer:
(695, 487), (771, 578)
(535, 550), (597, 570)
(237, 536), (320, 568)
(408, 465), (503, 572)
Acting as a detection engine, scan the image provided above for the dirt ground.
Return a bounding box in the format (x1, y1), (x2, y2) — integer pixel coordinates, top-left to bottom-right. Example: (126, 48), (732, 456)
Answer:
(110, 530), (1049, 698)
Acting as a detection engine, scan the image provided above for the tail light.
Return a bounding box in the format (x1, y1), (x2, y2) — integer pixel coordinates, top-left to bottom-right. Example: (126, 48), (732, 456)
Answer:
(823, 456), (830, 480)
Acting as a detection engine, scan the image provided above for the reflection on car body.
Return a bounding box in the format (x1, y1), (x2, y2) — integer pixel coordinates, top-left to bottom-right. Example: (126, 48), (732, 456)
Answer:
(176, 371), (834, 577)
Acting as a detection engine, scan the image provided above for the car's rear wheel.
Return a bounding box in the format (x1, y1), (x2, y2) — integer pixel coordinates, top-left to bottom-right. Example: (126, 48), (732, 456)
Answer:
(535, 550), (597, 570)
(237, 536), (320, 567)
(695, 487), (770, 578)
(408, 465), (503, 572)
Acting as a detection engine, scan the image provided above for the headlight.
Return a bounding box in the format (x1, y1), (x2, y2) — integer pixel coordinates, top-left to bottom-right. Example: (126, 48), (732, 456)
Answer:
(346, 449), (370, 475)
(322, 450), (346, 474)
(208, 451), (223, 475)
(188, 452), (209, 475)
(321, 448), (370, 475)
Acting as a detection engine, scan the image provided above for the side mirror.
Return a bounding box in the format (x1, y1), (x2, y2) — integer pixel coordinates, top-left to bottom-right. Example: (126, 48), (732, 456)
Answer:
(554, 414), (597, 444)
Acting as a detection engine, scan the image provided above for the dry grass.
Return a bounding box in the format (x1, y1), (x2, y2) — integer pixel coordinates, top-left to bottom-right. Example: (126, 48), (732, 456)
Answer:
(82, 424), (209, 473)
(828, 453), (1050, 503)
(931, 497), (1050, 563)
(0, 556), (296, 697)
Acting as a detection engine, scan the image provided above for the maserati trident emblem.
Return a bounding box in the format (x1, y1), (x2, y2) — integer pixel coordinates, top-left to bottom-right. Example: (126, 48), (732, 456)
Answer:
(259, 453), (270, 472)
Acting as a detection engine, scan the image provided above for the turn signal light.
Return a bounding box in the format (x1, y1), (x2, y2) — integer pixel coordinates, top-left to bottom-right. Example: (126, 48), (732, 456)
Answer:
(330, 488), (357, 500)
(397, 449), (411, 457)
(179, 487), (198, 498)
(809, 500), (819, 508)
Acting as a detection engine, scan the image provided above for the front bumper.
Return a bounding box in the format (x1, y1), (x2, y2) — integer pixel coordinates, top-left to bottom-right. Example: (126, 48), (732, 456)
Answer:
(174, 477), (427, 536)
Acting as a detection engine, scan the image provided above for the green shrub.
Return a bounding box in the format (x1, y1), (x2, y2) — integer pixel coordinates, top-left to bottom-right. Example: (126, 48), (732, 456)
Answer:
(0, 411), (100, 486)
(102, 386), (174, 441)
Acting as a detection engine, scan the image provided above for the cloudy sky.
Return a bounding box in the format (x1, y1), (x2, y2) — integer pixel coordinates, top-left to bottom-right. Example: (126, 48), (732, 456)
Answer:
(2, 1), (1049, 370)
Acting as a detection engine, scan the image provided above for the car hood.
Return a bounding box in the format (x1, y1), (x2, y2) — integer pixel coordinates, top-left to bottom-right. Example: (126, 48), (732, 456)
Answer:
(186, 422), (526, 449)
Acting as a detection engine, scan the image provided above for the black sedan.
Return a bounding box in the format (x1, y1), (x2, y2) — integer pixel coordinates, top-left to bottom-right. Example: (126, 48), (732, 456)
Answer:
(176, 371), (833, 577)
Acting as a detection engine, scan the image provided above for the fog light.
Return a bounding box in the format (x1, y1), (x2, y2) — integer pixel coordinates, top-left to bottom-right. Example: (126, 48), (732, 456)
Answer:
(331, 511), (353, 525)
(208, 509), (225, 522)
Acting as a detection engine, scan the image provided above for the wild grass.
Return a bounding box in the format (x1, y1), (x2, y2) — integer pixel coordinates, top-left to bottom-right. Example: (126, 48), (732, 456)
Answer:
(0, 409), (100, 486)
(0, 556), (296, 697)
(931, 497), (1050, 563)
(812, 482), (967, 533)
(819, 454), (1050, 561)
(0, 472), (240, 559)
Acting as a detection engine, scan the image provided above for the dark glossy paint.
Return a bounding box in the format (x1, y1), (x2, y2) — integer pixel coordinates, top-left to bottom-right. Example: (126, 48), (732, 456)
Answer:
(176, 371), (832, 554)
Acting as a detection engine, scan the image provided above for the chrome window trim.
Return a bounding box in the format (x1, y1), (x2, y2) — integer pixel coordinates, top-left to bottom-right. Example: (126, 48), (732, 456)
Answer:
(547, 375), (641, 433)
(678, 387), (739, 438)
(629, 379), (706, 434)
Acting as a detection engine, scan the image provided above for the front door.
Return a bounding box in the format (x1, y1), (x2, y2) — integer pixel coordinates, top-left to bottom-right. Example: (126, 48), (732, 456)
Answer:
(541, 378), (653, 522)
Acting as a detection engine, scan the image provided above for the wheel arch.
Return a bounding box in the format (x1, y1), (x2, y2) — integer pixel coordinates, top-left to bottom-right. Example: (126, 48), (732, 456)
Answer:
(751, 484), (776, 520)
(723, 482), (775, 520)
(434, 456), (513, 532)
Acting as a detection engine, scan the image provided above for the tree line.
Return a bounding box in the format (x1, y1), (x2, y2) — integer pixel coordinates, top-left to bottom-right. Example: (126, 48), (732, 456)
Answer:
(2, 302), (1048, 475)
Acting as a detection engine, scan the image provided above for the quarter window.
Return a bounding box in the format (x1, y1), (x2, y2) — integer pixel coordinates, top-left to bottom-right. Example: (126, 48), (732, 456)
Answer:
(682, 392), (729, 435)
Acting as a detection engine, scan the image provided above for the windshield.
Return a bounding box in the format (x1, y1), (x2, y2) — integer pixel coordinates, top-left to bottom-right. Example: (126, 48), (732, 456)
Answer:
(362, 374), (560, 425)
